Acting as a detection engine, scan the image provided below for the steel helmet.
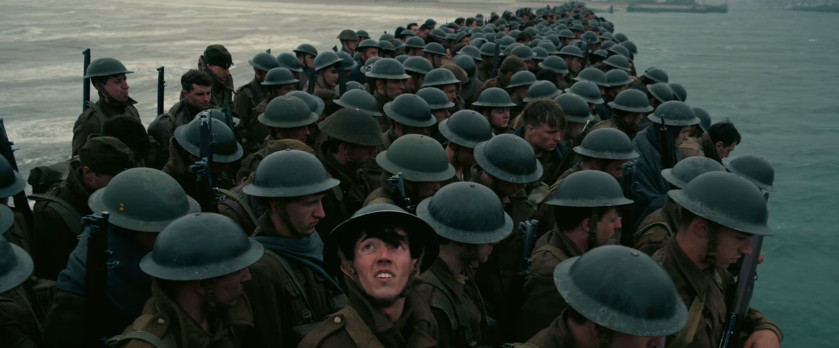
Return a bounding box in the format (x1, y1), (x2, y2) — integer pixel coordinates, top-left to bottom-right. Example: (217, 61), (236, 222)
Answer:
(84, 58), (133, 78)
(286, 91), (325, 116)
(573, 128), (639, 160)
(276, 52), (303, 73)
(337, 29), (359, 41)
(724, 155), (776, 192)
(376, 134), (455, 182)
(318, 108), (383, 147)
(313, 51), (342, 71)
(248, 52), (280, 72)
(608, 89), (653, 113)
(258, 95), (319, 129)
(693, 107), (712, 133)
(140, 213), (264, 281)
(642, 67), (669, 84)
(473, 87), (517, 108)
(0, 156), (25, 198)
(261, 67), (299, 86)
(605, 69), (633, 87)
(574, 67), (608, 87)
(538, 56), (569, 75)
(336, 51), (357, 71)
(333, 89), (382, 116)
(452, 55), (477, 77)
(603, 54), (631, 72)
(416, 87), (455, 110)
(438, 109), (494, 149)
(383, 94), (435, 127)
(422, 68), (460, 88)
(546, 170), (633, 207)
(646, 83), (678, 104)
(565, 81), (604, 104)
(174, 114), (243, 163)
(457, 45), (483, 62)
(243, 150), (339, 198)
(423, 42), (447, 56)
(554, 94), (594, 124)
(507, 70), (537, 89)
(522, 81), (561, 103)
(417, 182), (513, 244)
(474, 134), (543, 184)
(670, 83), (687, 102)
(87, 168), (200, 232)
(366, 58), (410, 80)
(558, 45), (584, 59)
(293, 43), (318, 57)
(662, 156), (726, 189)
(403, 56), (434, 75)
(647, 100), (700, 126)
(0, 226), (33, 294)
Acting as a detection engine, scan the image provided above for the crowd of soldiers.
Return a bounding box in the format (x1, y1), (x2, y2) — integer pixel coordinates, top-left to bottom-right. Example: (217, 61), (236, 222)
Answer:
(0, 2), (785, 347)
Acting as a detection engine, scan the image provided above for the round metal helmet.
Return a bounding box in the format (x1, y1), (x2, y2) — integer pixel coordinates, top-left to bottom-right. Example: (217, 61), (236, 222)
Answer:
(614, 32), (629, 42)
(358, 39), (379, 49)
(88, 168), (200, 232)
(647, 100), (699, 126)
(423, 42), (447, 56)
(538, 56), (569, 75)
(574, 67), (608, 87)
(571, 23), (586, 32)
(140, 213), (264, 281)
(325, 203), (438, 276)
(248, 52), (280, 72)
(438, 109), (494, 148)
(416, 87), (455, 110)
(546, 170), (633, 207)
(379, 32), (395, 41)
(422, 68), (460, 88)
(510, 45), (534, 61)
(0, 217), (33, 294)
(693, 107), (712, 133)
(258, 95), (319, 129)
(261, 67), (298, 86)
(314, 51), (342, 71)
(376, 134), (455, 182)
(498, 36), (516, 49)
(356, 29), (370, 39)
(337, 29), (359, 41)
(366, 58), (410, 80)
(473, 87), (517, 108)
(405, 36), (426, 49)
(622, 41), (639, 55)
(417, 182), (513, 244)
(605, 69), (633, 87)
(452, 55), (477, 77)
(670, 83), (687, 102)
(558, 29), (575, 39)
(643, 67), (669, 84)
(565, 81), (604, 104)
(662, 156), (726, 189)
(479, 42), (498, 57)
(403, 56), (433, 75)
(668, 171), (773, 235)
(0, 156), (25, 198)
(243, 150), (340, 198)
(457, 46), (483, 62)
(174, 115), (243, 163)
(601, 41), (616, 50)
(84, 58), (133, 78)
(391, 40), (404, 51)
(383, 94), (435, 127)
(608, 44), (632, 59)
(361, 57), (382, 74)
(334, 89), (382, 116)
(590, 49), (609, 60)
(395, 55), (409, 63)
(608, 89), (654, 114)
(601, 32), (615, 41)
(318, 108), (383, 147)
(507, 70), (537, 89)
(725, 156), (776, 192)
(646, 83), (678, 104)
(554, 245), (687, 336)
(603, 54), (631, 72)
(336, 51), (358, 71)
(276, 52), (303, 73)
(523, 81), (561, 103)
(287, 91), (325, 116)
(378, 40), (395, 53)
(293, 43), (318, 57)
(532, 47), (549, 61)
(581, 31), (599, 44)
(474, 134), (543, 184)
(573, 128), (639, 160)
(539, 41), (560, 55)
(554, 94), (593, 124)
(558, 45), (584, 58)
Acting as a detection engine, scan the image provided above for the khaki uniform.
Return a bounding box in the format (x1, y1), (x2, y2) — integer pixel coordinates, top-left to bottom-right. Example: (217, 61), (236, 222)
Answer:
(520, 309), (576, 348)
(529, 165), (581, 238)
(217, 182), (266, 236)
(109, 280), (253, 348)
(419, 259), (488, 348)
(147, 100), (203, 169)
(313, 82), (339, 117)
(679, 133), (721, 163)
(634, 199), (679, 256)
(71, 95), (140, 155)
(473, 75), (510, 104)
(0, 285), (45, 348)
(317, 150), (375, 239)
(516, 230), (581, 340)
(363, 187), (397, 207)
(373, 91), (394, 133)
(32, 159), (92, 279)
(653, 239), (783, 347)
(234, 78), (269, 143)
(243, 215), (344, 347)
(590, 115), (638, 140)
(299, 280), (438, 348)
(238, 97), (272, 156)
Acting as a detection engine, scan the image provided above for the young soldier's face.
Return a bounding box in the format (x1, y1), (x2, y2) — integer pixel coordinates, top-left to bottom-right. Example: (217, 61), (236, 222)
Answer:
(350, 229), (417, 303)
(715, 226), (753, 267)
(210, 268), (252, 307)
(102, 74), (130, 102)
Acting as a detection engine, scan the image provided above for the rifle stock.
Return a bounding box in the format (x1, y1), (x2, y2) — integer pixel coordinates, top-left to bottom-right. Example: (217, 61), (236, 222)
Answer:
(83, 48), (91, 112)
(384, 173), (414, 212)
(718, 236), (763, 348)
(82, 212), (110, 346)
(156, 66), (165, 115)
(620, 161), (636, 246)
(188, 114), (219, 212)
(518, 219), (539, 276)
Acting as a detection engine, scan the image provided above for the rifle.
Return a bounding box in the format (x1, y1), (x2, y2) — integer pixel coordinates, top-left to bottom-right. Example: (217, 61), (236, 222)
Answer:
(82, 212), (110, 347)
(0, 119), (34, 230)
(518, 219), (539, 276)
(659, 121), (674, 169)
(718, 235), (763, 348)
(188, 114), (219, 212)
(156, 66), (165, 116)
(384, 173), (414, 212)
(492, 42), (501, 78)
(223, 103), (235, 129)
(83, 48), (91, 112)
(620, 161), (637, 246)
(307, 68), (317, 94)
(337, 62), (347, 96)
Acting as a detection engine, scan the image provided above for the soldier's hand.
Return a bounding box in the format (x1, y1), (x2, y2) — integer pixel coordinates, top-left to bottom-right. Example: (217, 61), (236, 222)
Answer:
(743, 329), (780, 348)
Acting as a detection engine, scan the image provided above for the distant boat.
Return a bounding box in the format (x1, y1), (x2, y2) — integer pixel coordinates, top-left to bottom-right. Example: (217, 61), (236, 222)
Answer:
(785, 3), (839, 12)
(626, 1), (728, 13)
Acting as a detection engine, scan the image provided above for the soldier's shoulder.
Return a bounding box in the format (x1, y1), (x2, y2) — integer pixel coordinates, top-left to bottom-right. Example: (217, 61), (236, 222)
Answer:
(298, 311), (353, 348)
(107, 312), (174, 348)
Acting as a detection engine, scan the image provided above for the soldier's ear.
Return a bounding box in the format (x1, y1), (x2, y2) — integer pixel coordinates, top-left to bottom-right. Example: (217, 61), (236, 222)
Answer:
(580, 217), (591, 233)
(340, 259), (356, 279)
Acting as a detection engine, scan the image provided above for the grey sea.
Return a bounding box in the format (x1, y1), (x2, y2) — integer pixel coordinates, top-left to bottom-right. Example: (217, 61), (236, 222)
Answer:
(1, 0), (836, 345)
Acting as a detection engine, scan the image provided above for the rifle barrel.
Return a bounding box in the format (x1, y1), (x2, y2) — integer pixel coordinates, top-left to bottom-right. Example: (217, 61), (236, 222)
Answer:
(156, 66), (165, 115)
(83, 48), (91, 112)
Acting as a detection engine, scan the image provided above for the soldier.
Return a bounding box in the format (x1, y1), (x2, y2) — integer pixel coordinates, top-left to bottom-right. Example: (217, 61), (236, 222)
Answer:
(725, 155), (776, 195)
(72, 57), (140, 155)
(405, 36), (427, 57)
(311, 51), (343, 115)
(107, 213), (263, 347)
(514, 99), (568, 187)
(506, 70), (536, 118)
(333, 88), (382, 118)
(349, 39), (379, 84)
(32, 137), (135, 280)
(517, 170), (632, 340)
(239, 67), (300, 154)
(564, 81), (604, 121)
(147, 69), (212, 167)
(476, 55), (526, 95)
(452, 55), (481, 104)
(257, 95), (317, 146)
(537, 56), (572, 90)
(416, 182), (512, 348)
(634, 156), (725, 256)
(238, 150), (347, 347)
(472, 87), (517, 134)
(367, 58), (410, 130)
(163, 113), (243, 197)
(517, 245), (687, 348)
(336, 29), (360, 56)
(470, 134), (542, 343)
(198, 44), (235, 109)
(422, 68), (460, 109)
(679, 121), (741, 163)
(0, 156), (31, 253)
(294, 43), (318, 89)
(558, 45), (584, 77)
(0, 230), (44, 347)
(631, 101), (699, 230)
(402, 56), (433, 94)
(591, 88), (652, 140)
(364, 134), (455, 213)
(299, 203), (439, 347)
(655, 172), (782, 347)
(553, 94), (594, 150)
(416, 87), (455, 143)
(43, 168), (200, 346)
(381, 93), (436, 149)
(439, 109), (494, 182)
(234, 52), (280, 134)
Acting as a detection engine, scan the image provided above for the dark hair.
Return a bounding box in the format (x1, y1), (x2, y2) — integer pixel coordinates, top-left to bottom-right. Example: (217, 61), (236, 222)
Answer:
(515, 32), (533, 43)
(522, 99), (566, 130)
(553, 205), (614, 232)
(406, 22), (418, 29)
(338, 223), (421, 262)
(181, 69), (212, 91)
(535, 69), (559, 84)
(455, 17), (465, 25)
(708, 121), (741, 147)
(465, 18), (476, 26)
(102, 115), (150, 161)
